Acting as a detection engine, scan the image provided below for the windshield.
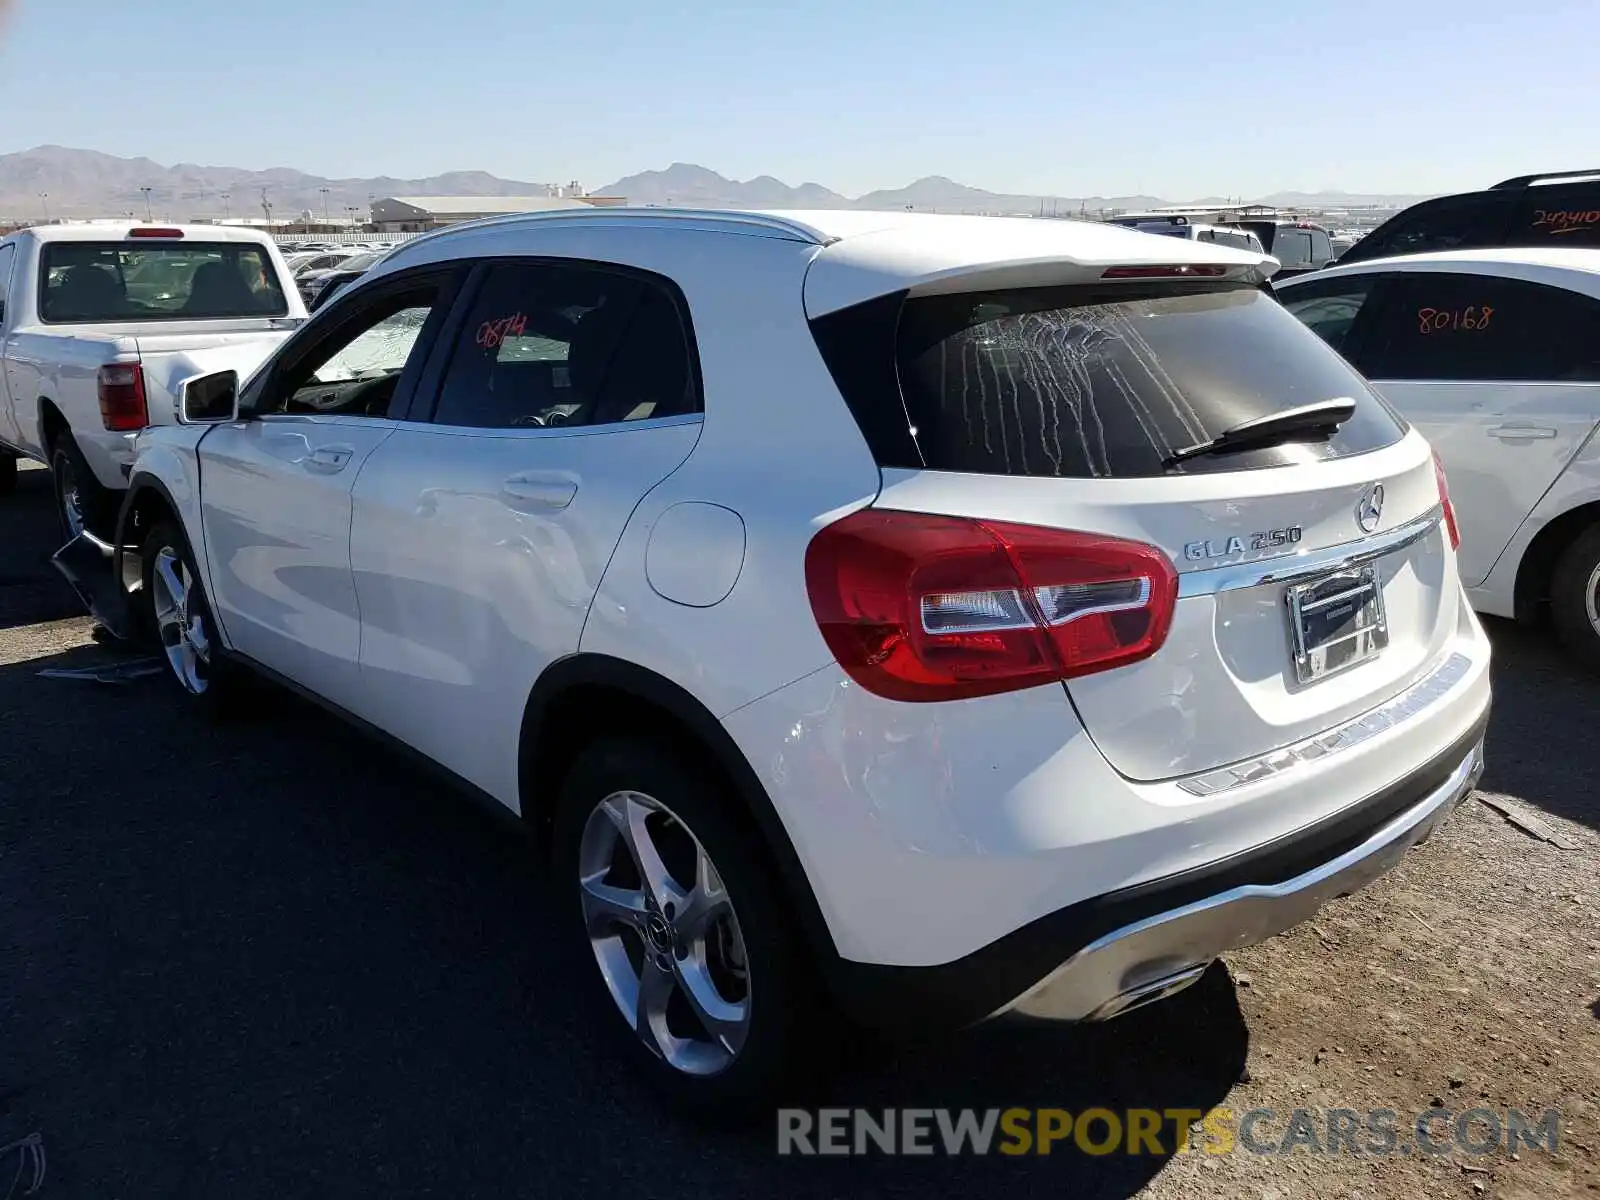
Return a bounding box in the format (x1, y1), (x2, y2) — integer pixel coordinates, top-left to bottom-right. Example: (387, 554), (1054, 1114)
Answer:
(39, 242), (288, 322)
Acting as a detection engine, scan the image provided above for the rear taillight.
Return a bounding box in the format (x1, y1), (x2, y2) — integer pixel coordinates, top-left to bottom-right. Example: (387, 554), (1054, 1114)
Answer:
(804, 509), (1178, 702)
(1433, 450), (1461, 550)
(97, 363), (148, 431)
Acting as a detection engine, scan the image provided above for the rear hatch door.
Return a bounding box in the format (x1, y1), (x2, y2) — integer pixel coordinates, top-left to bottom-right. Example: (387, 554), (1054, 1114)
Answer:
(813, 268), (1458, 782)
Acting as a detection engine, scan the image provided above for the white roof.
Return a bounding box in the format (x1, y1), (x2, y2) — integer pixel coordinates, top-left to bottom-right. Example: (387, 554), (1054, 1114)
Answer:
(1288, 246), (1600, 300)
(375, 206), (1276, 314)
(10, 222), (278, 245)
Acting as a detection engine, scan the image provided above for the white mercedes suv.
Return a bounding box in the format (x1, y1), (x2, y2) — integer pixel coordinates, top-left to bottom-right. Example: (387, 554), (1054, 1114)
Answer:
(95, 208), (1490, 1110)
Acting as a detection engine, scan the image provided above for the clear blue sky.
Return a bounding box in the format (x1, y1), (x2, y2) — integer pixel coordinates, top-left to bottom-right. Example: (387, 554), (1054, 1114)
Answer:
(2, 0), (1595, 199)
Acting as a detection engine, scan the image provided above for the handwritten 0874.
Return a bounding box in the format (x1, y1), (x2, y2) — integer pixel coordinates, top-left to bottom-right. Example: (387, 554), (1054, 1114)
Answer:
(1417, 305), (1493, 335)
(477, 312), (528, 349)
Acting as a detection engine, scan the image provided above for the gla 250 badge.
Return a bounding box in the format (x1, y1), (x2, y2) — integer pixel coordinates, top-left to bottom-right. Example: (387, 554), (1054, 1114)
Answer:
(1183, 527), (1304, 562)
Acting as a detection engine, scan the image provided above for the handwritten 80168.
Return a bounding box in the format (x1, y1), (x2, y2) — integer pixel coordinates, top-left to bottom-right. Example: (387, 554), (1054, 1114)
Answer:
(1417, 306), (1494, 335)
(476, 313), (528, 349)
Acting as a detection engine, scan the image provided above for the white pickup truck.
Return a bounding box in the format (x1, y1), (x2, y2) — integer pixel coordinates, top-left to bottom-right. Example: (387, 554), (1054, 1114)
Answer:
(0, 223), (306, 536)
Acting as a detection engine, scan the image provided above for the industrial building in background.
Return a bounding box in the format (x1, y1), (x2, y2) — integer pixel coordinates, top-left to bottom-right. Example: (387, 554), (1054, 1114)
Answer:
(369, 190), (627, 233)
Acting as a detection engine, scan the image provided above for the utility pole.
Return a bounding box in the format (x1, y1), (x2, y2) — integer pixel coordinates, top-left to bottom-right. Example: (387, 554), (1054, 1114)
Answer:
(38, 192), (49, 222)
(140, 187), (153, 221)
(319, 186), (330, 223)
(220, 191), (231, 220)
(260, 188), (273, 227)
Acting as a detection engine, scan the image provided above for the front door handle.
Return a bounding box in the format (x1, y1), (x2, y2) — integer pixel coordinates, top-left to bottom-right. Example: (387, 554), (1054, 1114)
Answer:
(502, 474), (578, 510)
(1487, 423), (1557, 440)
(307, 445), (354, 472)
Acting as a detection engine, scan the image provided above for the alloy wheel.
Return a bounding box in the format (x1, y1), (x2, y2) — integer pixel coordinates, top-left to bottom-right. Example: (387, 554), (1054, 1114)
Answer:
(150, 546), (212, 695)
(577, 790), (751, 1076)
(57, 461), (85, 538)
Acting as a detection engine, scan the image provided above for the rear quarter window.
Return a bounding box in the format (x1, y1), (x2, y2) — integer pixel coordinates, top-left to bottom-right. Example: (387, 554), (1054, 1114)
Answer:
(1513, 184), (1600, 248)
(811, 283), (1407, 479)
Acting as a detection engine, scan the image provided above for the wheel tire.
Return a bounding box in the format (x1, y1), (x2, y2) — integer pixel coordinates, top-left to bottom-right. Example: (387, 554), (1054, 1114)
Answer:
(50, 436), (114, 540)
(552, 737), (833, 1116)
(1549, 523), (1600, 674)
(0, 453), (16, 496)
(140, 519), (239, 715)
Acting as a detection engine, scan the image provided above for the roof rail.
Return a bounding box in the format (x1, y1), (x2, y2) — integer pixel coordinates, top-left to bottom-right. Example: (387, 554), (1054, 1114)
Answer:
(1490, 169), (1600, 190)
(380, 206), (832, 267)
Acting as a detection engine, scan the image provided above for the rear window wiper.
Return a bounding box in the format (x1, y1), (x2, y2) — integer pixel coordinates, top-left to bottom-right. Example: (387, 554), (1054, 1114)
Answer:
(1163, 397), (1358, 469)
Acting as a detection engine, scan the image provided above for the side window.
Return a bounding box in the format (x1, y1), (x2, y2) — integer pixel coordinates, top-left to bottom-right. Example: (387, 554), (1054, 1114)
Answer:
(1278, 276), (1380, 357)
(1363, 272), (1600, 383)
(1308, 229), (1333, 263)
(262, 282), (443, 418)
(1353, 193), (1513, 261)
(1514, 185), (1600, 248)
(432, 260), (698, 430)
(1270, 229), (1313, 268)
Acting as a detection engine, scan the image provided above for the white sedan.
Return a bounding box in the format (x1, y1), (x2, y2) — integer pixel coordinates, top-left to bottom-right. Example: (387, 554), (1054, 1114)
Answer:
(1277, 248), (1600, 667)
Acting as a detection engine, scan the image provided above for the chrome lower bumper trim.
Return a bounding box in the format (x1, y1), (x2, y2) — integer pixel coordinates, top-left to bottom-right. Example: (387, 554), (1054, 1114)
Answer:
(995, 737), (1485, 1023)
(1178, 651), (1473, 797)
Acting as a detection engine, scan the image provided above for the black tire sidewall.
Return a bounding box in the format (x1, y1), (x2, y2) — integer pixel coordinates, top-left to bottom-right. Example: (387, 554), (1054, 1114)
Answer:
(551, 737), (825, 1116)
(1549, 524), (1600, 672)
(141, 519), (234, 711)
(50, 437), (112, 540)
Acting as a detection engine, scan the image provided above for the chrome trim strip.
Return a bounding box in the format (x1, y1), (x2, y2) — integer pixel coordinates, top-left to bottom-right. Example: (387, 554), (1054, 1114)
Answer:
(995, 738), (1485, 1023)
(1176, 651), (1472, 797)
(1177, 505), (1444, 598)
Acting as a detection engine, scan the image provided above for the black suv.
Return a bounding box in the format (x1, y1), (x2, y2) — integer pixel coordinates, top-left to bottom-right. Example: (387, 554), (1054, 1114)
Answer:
(1338, 169), (1600, 266)
(1229, 218), (1338, 277)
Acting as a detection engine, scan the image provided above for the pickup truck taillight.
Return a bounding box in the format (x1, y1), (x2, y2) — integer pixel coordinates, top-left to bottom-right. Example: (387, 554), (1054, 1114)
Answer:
(97, 363), (148, 431)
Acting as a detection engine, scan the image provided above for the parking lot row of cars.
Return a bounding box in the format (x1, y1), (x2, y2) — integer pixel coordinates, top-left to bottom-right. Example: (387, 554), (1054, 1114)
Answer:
(0, 171), (1595, 1113)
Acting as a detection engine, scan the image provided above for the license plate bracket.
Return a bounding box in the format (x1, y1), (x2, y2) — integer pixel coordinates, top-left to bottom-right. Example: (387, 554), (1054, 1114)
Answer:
(1286, 564), (1388, 684)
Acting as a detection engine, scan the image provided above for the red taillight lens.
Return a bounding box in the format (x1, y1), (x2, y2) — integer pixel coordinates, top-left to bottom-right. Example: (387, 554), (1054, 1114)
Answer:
(1433, 450), (1461, 550)
(1101, 265), (1228, 279)
(804, 509), (1178, 702)
(128, 227), (184, 238)
(97, 363), (148, 431)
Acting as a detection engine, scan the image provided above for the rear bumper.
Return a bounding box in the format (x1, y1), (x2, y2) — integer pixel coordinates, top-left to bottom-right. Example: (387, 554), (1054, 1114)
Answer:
(998, 730), (1483, 1024)
(824, 712), (1487, 1031)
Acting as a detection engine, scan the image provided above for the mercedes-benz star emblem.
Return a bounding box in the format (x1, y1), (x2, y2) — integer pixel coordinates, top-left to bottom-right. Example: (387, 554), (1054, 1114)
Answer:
(1356, 482), (1385, 534)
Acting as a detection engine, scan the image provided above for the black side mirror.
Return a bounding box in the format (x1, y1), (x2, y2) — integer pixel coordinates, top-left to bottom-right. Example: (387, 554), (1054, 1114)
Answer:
(178, 369), (240, 424)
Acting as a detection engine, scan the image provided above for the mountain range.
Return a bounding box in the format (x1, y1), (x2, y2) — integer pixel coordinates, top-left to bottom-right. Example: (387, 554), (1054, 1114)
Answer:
(0, 146), (1436, 221)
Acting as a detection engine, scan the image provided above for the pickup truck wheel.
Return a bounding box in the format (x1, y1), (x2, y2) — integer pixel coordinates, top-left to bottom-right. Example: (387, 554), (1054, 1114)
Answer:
(50, 438), (113, 541)
(0, 454), (15, 496)
(1549, 523), (1600, 674)
(141, 520), (238, 713)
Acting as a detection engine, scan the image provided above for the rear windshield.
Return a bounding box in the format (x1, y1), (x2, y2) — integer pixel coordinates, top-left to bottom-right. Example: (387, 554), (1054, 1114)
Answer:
(40, 241), (288, 323)
(812, 283), (1407, 479)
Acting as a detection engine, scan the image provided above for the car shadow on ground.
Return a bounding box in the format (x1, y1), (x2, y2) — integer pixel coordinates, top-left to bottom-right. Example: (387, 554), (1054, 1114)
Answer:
(1479, 616), (1600, 834)
(0, 635), (1246, 1199)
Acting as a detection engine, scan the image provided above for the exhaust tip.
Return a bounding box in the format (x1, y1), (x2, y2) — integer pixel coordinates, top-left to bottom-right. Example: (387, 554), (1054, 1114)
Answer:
(1087, 961), (1212, 1022)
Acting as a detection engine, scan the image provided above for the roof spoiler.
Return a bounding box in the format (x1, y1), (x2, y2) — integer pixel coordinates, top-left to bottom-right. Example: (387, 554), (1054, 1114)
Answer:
(1490, 169), (1600, 190)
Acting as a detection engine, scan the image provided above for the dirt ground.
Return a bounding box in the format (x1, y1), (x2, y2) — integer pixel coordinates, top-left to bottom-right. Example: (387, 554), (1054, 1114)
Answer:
(2, 457), (1597, 1198)
(1143, 620), (1600, 1200)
